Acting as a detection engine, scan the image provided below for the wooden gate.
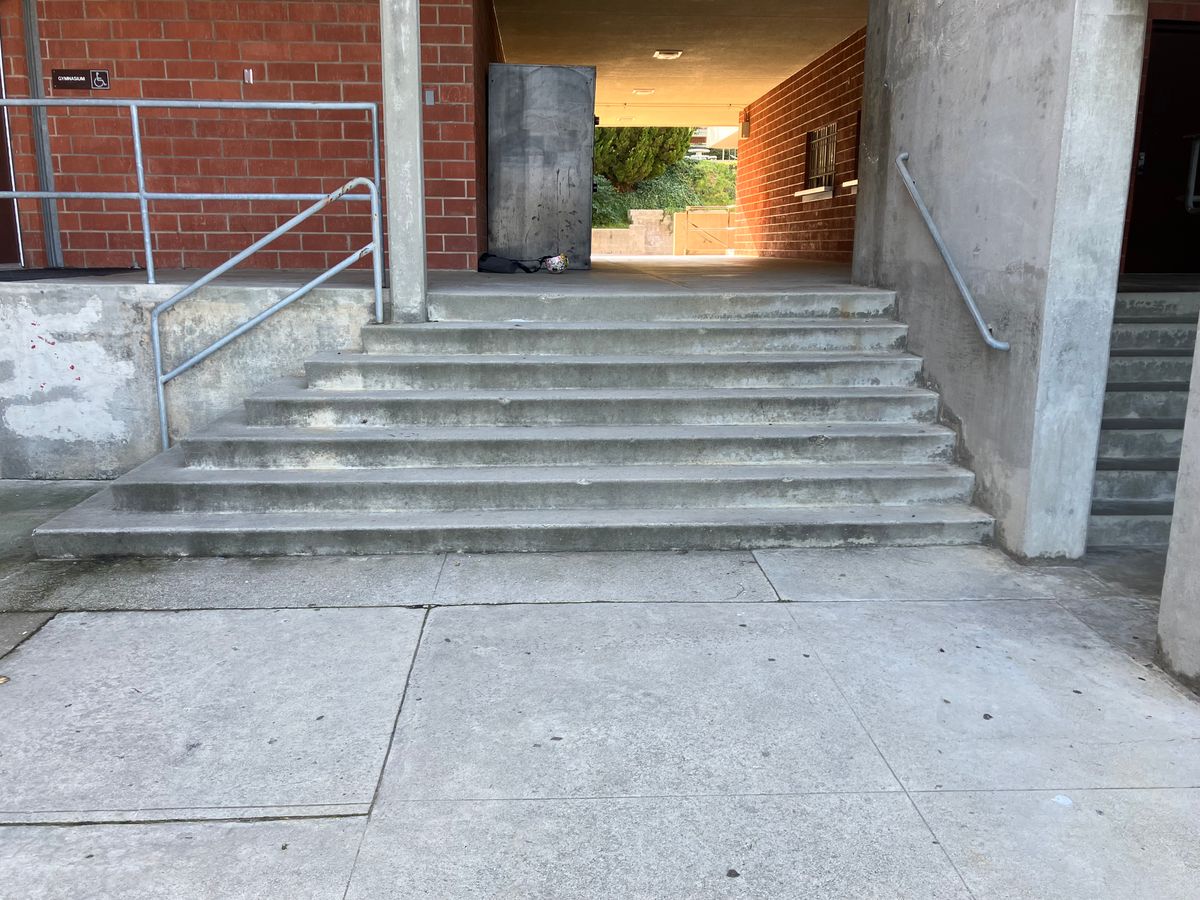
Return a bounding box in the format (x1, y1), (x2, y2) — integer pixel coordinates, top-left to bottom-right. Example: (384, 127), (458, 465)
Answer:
(673, 206), (736, 255)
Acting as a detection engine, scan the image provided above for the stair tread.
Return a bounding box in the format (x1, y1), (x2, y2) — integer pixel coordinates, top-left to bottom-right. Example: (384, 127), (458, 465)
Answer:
(365, 319), (907, 331)
(37, 498), (994, 535)
(120, 456), (975, 486)
(189, 418), (957, 443)
(249, 382), (940, 402)
(310, 351), (922, 364)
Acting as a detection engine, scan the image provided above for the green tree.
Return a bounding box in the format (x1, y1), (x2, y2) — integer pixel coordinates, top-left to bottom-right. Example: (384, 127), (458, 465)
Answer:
(593, 127), (694, 192)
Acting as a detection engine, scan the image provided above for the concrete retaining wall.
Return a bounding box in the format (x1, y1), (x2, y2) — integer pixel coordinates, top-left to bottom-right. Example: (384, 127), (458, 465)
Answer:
(0, 280), (378, 479)
(592, 210), (676, 256)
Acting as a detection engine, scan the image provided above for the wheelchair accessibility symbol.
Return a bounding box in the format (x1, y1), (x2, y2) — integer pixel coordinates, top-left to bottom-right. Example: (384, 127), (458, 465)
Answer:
(89, 69), (110, 90)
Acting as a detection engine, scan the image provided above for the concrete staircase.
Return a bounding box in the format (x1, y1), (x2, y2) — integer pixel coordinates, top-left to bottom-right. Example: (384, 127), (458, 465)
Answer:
(35, 285), (994, 556)
(1089, 291), (1199, 548)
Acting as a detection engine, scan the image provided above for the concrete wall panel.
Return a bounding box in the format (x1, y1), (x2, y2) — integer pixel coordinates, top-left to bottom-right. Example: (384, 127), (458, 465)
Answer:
(854, 0), (1147, 557)
(0, 282), (376, 479)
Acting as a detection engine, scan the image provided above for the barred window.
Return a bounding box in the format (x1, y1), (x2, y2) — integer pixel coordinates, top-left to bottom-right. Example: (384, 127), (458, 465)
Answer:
(805, 124), (837, 190)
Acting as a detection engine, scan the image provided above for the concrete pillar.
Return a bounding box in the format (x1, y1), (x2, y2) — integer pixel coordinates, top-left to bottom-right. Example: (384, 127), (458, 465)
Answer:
(853, 0), (1148, 558)
(379, 0), (427, 322)
(1158, 341), (1200, 690)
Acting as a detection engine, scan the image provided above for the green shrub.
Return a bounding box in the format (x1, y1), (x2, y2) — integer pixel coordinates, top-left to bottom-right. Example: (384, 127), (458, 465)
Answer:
(592, 159), (737, 228)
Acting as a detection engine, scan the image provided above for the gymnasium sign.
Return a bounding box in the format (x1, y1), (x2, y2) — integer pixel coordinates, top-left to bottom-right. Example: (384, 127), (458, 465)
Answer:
(51, 69), (110, 91)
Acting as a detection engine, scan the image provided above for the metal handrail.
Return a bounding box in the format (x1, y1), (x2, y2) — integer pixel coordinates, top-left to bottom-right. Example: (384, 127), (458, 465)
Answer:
(0, 98), (382, 284)
(151, 176), (384, 450)
(895, 152), (1011, 351)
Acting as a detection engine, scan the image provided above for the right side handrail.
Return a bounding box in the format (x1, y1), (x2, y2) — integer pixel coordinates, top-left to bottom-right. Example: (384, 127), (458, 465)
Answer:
(895, 152), (1010, 351)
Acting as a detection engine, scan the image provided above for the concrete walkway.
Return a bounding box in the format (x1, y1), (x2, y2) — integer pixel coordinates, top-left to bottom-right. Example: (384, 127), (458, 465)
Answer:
(1, 481), (1195, 898)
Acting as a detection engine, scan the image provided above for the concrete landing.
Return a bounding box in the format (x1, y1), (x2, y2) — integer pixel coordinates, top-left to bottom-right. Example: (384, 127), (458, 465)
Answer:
(1, 482), (1194, 898)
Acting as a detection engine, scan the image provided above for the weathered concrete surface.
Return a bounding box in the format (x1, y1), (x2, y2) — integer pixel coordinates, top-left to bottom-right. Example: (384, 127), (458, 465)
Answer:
(385, 604), (898, 799)
(916, 788), (1200, 900)
(3, 555), (445, 612)
(1060, 595), (1161, 666)
(789, 599), (1200, 791)
(379, 0), (427, 322)
(347, 794), (970, 899)
(433, 551), (778, 604)
(854, 0), (1147, 558)
(0, 280), (376, 478)
(1158, 336), (1200, 687)
(488, 64), (596, 268)
(0, 608), (423, 823)
(0, 818), (365, 900)
(754, 545), (1106, 601)
(0, 611), (50, 656)
(0, 480), (101, 563)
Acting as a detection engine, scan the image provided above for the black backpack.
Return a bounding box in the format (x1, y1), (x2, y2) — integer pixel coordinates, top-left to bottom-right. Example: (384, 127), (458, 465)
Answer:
(477, 252), (538, 274)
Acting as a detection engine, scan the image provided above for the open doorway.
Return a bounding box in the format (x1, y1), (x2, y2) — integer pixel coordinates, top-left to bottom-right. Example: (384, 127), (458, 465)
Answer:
(487, 1), (867, 277)
(1124, 20), (1200, 274)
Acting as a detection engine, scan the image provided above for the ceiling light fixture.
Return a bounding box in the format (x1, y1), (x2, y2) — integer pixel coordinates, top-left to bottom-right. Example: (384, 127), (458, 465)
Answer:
(652, 50), (683, 60)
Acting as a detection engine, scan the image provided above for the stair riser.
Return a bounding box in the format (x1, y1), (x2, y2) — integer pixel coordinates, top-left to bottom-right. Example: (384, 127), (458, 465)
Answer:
(427, 293), (897, 322)
(1087, 515), (1173, 549)
(183, 435), (957, 469)
(360, 327), (908, 355)
(1098, 429), (1184, 460)
(244, 395), (940, 428)
(35, 517), (993, 558)
(1114, 293), (1200, 322)
(113, 474), (975, 513)
(304, 360), (923, 391)
(1107, 356), (1194, 385)
(1109, 323), (1197, 353)
(1092, 469), (1178, 503)
(1103, 391), (1189, 421)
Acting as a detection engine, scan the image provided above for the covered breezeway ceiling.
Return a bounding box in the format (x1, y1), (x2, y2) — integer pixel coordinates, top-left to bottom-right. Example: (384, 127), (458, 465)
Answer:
(491, 0), (868, 127)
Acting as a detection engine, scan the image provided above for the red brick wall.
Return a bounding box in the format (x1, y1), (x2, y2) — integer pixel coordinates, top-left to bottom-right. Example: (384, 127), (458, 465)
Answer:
(0, 0), (495, 271)
(734, 28), (865, 262)
(420, 0), (498, 270)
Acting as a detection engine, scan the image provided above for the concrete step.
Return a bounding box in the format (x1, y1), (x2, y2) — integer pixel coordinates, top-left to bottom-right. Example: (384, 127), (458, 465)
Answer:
(244, 382), (940, 428)
(1106, 355), (1193, 385)
(360, 320), (909, 355)
(34, 497), (995, 557)
(1087, 504), (1174, 549)
(427, 289), (897, 322)
(1102, 389), (1190, 421)
(1113, 292), (1200, 323)
(1109, 322), (1197, 354)
(304, 352), (923, 391)
(181, 420), (958, 469)
(1092, 468), (1178, 503)
(1097, 428), (1184, 464)
(111, 456), (975, 513)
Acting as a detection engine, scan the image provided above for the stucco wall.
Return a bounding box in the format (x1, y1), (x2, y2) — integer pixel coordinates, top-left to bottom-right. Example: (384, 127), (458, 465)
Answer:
(853, 0), (1147, 558)
(0, 280), (377, 478)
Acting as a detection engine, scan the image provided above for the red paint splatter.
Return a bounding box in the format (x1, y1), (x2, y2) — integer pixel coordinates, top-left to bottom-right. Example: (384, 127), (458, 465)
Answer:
(69, 364), (75, 370)
(74, 376), (81, 381)
(30, 344), (36, 349)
